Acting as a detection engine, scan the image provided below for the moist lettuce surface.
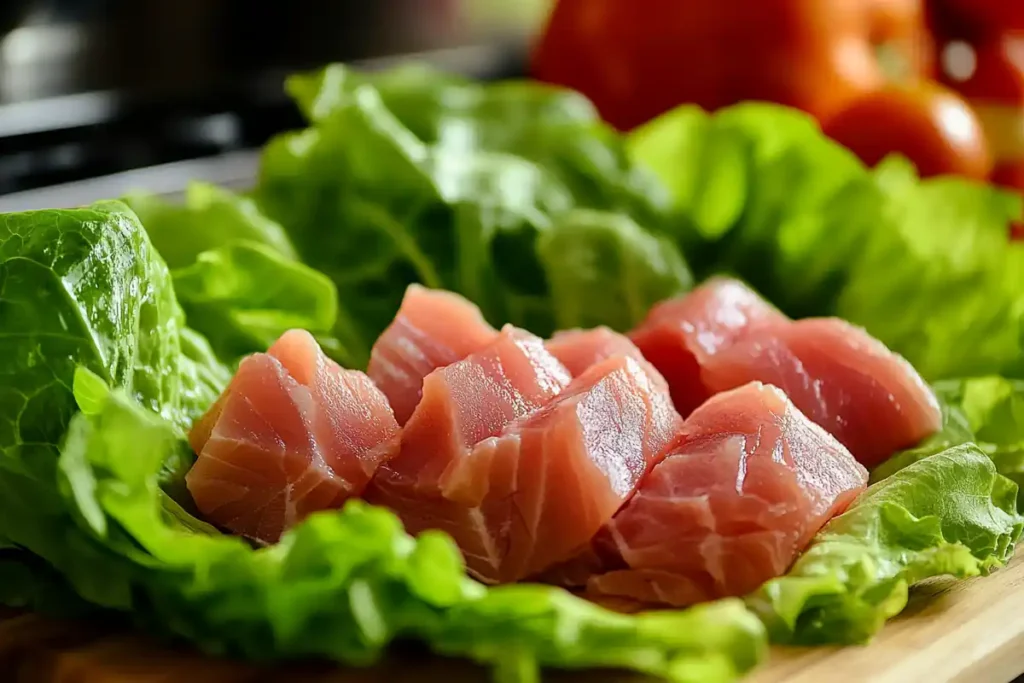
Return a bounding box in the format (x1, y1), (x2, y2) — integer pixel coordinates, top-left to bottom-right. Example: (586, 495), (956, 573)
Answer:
(0, 64), (1023, 682)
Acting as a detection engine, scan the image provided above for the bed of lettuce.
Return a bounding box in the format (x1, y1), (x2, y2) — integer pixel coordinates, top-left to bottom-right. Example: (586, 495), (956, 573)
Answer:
(1, 63), (1023, 683)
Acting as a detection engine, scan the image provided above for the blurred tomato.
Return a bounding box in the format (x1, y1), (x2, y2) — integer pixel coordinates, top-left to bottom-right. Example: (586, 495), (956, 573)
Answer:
(531, 0), (930, 131)
(823, 82), (993, 179)
(940, 34), (1024, 164)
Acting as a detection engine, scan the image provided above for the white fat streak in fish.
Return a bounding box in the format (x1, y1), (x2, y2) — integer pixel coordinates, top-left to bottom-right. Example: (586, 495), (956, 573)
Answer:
(510, 326), (572, 394)
(440, 435), (499, 505)
(519, 430), (542, 567)
(199, 389), (293, 533)
(734, 434), (750, 495)
(766, 339), (829, 425)
(577, 372), (643, 499)
(373, 321), (433, 387)
(462, 506), (503, 576)
(699, 523), (730, 591)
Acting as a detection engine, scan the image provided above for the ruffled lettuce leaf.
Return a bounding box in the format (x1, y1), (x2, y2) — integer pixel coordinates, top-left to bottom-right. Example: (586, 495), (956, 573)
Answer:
(170, 242), (346, 365)
(286, 64), (668, 222)
(177, 327), (233, 427)
(124, 181), (299, 267)
(628, 105), (1024, 381)
(254, 64), (690, 364)
(126, 183), (355, 366)
(537, 209), (693, 331)
(868, 393), (975, 484)
(627, 103), (881, 316)
(938, 378), (1024, 493)
(836, 171), (1024, 381)
(749, 445), (1023, 645)
(873, 378), (1024, 504)
(35, 368), (764, 683)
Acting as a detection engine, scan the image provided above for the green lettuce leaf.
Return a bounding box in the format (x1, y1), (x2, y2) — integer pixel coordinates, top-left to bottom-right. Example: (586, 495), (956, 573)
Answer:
(836, 175), (1024, 380)
(537, 209), (693, 331)
(255, 64), (690, 361)
(749, 445), (1023, 645)
(628, 104), (1024, 380)
(868, 394), (974, 484)
(874, 378), (1024, 502)
(627, 103), (880, 316)
(125, 181), (299, 267)
(126, 183), (356, 366)
(286, 63), (667, 222)
(288, 62), (474, 132)
(170, 241), (345, 365)
(177, 327), (233, 426)
(0, 201), (224, 439)
(0, 201), (228, 609)
(35, 369), (764, 683)
(432, 591), (764, 683)
(938, 378), (1024, 491)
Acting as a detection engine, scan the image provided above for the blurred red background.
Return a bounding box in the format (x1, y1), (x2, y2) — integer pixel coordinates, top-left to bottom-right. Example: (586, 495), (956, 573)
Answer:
(531, 0), (1024, 194)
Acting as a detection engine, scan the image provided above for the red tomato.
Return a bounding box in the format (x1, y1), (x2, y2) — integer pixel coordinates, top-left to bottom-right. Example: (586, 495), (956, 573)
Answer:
(823, 82), (993, 179)
(531, 0), (895, 130)
(939, 33), (1024, 104)
(939, 34), (1024, 164)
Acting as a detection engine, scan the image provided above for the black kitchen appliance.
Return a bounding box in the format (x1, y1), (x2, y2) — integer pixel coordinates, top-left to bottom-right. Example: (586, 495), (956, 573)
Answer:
(0, 0), (535, 198)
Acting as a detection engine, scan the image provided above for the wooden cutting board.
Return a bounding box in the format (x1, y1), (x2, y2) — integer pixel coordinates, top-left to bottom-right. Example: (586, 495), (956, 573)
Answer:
(6, 552), (1024, 683)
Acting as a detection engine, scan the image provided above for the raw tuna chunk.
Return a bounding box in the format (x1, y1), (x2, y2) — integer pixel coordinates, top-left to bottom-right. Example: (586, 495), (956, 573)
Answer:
(702, 318), (942, 467)
(451, 355), (681, 582)
(631, 277), (941, 466)
(546, 327), (646, 376)
(365, 325), (570, 579)
(368, 284), (498, 425)
(187, 329), (400, 543)
(366, 329), (680, 583)
(576, 382), (867, 608)
(630, 277), (788, 416)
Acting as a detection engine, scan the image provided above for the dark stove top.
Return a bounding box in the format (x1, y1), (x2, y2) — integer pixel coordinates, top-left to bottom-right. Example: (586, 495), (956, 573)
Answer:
(0, 1), (536, 196)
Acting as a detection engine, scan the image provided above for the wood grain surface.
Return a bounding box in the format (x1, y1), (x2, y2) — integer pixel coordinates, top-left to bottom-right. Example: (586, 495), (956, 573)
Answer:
(749, 550), (1024, 683)
(5, 552), (1024, 683)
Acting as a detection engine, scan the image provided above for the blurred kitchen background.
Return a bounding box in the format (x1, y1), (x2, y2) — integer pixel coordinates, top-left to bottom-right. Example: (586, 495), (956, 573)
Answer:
(3, 0), (1024, 209)
(0, 0), (545, 197)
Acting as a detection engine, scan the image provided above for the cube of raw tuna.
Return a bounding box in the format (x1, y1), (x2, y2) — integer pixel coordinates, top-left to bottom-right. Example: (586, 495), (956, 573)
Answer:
(573, 382), (868, 608)
(630, 277), (788, 416)
(187, 330), (400, 543)
(631, 277), (941, 466)
(368, 284), (498, 425)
